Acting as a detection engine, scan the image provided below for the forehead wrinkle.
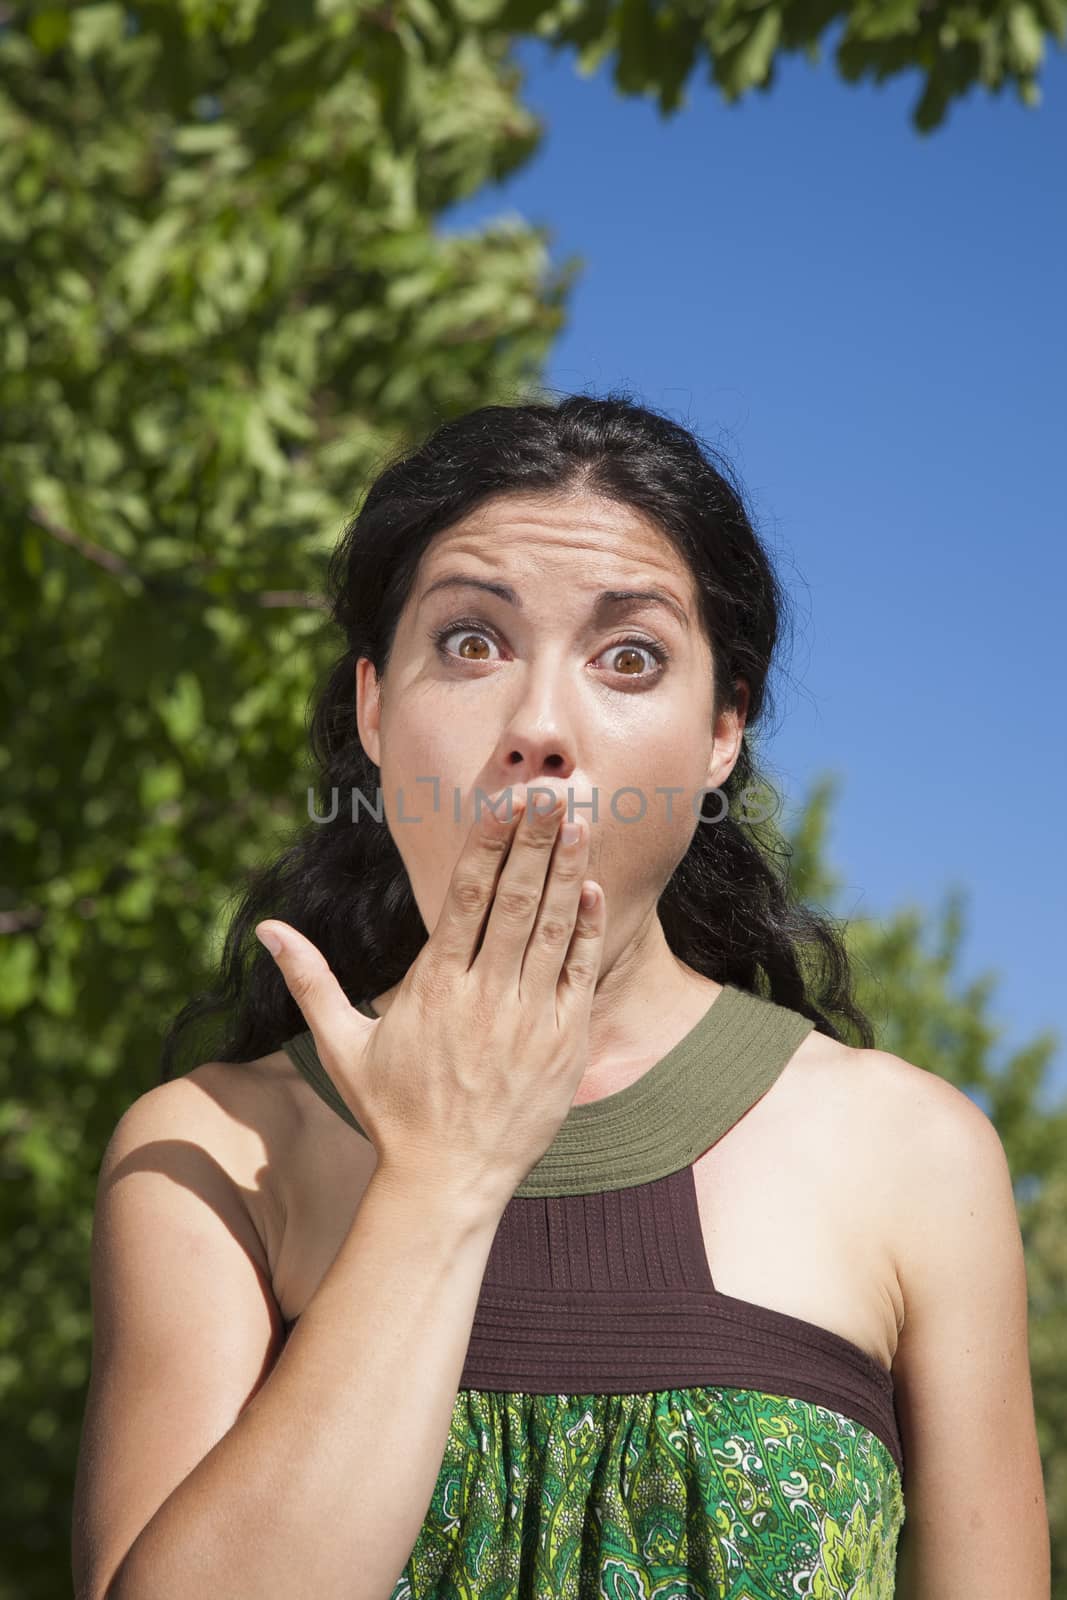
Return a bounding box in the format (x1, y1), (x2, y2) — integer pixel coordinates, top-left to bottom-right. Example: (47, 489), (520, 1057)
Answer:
(418, 573), (691, 634)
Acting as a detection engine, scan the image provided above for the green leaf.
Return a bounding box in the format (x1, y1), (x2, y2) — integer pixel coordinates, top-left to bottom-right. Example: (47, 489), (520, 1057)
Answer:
(121, 214), (188, 312)
(171, 122), (241, 154)
(113, 876), (157, 923)
(28, 9), (71, 55)
(41, 950), (77, 1017)
(243, 406), (288, 478)
(451, 0), (510, 21)
(1007, 2), (1045, 68)
(139, 762), (185, 810)
(0, 937), (39, 1016)
(68, 3), (126, 58)
(159, 673), (204, 745)
(730, 8), (783, 92)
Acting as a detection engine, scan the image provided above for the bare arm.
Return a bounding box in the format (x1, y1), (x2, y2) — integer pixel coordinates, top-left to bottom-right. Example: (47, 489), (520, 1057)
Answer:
(74, 1083), (501, 1600)
(77, 782), (604, 1598)
(882, 1052), (1051, 1599)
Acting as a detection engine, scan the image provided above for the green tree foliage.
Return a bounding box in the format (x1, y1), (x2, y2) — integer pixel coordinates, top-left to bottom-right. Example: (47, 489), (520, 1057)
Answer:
(522, 0), (1064, 127)
(0, 4), (1061, 1596)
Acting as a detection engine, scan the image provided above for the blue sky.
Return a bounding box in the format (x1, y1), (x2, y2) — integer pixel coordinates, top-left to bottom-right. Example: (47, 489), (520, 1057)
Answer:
(437, 33), (1067, 1101)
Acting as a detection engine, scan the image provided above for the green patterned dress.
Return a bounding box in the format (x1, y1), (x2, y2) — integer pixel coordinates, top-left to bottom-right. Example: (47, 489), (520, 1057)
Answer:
(282, 982), (905, 1600)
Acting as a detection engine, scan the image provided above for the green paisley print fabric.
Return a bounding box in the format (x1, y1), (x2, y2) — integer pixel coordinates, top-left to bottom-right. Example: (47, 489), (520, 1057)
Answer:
(389, 1386), (904, 1600)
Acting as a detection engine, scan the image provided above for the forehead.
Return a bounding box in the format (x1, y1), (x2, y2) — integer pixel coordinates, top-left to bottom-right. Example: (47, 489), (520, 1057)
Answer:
(416, 492), (694, 599)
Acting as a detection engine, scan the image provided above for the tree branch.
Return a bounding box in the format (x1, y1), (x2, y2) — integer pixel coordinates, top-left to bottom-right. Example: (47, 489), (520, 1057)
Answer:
(27, 506), (330, 611)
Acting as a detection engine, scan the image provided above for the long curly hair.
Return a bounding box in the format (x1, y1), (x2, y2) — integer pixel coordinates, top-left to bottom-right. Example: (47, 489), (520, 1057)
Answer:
(160, 390), (874, 1080)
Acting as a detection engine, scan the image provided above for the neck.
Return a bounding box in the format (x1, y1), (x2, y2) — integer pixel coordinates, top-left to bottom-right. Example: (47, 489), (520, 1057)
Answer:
(575, 913), (722, 1099)
(368, 914), (721, 1100)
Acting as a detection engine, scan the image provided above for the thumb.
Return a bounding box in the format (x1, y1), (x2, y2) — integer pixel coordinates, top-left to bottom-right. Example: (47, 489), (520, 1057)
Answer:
(255, 920), (353, 1046)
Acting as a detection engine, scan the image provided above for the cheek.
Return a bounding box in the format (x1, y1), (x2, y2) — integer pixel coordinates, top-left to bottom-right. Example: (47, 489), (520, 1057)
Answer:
(591, 742), (709, 886)
(379, 729), (468, 830)
(593, 805), (697, 897)
(383, 784), (474, 929)
(382, 814), (451, 939)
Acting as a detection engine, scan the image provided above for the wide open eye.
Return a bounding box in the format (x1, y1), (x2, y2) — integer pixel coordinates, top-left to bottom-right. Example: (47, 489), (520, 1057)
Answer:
(430, 617), (671, 685)
(430, 620), (501, 662)
(593, 637), (670, 681)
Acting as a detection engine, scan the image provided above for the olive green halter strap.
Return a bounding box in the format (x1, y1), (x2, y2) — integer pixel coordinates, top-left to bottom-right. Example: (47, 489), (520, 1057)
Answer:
(280, 982), (815, 1199)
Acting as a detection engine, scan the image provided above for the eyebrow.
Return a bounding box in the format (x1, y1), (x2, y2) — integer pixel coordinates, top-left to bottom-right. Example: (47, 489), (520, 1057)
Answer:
(419, 574), (690, 633)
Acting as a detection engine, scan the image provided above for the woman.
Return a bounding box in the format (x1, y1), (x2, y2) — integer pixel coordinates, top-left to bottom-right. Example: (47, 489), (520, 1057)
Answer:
(73, 393), (1048, 1599)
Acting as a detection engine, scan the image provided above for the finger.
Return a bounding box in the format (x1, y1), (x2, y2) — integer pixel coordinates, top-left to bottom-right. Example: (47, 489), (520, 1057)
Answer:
(515, 812), (588, 997)
(556, 879), (606, 1023)
(417, 789), (527, 983)
(471, 786), (567, 988)
(255, 920), (358, 1055)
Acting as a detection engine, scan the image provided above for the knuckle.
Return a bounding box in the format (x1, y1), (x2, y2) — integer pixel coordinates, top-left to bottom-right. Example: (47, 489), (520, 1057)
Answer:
(478, 828), (512, 858)
(452, 874), (488, 913)
(566, 951), (599, 984)
(288, 967), (319, 1006)
(494, 883), (539, 920)
(523, 825), (557, 854)
(551, 855), (582, 884)
(534, 915), (571, 948)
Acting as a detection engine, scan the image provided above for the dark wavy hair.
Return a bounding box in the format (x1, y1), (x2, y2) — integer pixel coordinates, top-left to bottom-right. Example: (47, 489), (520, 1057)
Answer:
(160, 390), (874, 1081)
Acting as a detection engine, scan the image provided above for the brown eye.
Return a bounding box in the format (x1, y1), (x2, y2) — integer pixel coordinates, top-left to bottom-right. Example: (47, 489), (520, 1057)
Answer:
(607, 644), (653, 676)
(430, 617), (670, 686)
(432, 622), (499, 662)
(595, 638), (670, 681)
(454, 631), (492, 660)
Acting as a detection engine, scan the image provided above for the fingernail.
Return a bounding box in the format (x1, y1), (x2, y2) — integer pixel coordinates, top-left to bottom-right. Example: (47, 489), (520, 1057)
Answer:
(256, 924), (283, 956)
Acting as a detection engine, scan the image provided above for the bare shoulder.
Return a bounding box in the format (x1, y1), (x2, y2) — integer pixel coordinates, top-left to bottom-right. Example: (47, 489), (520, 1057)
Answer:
(781, 1029), (1001, 1272)
(817, 1038), (1005, 1238)
(73, 1060), (304, 1600)
(858, 1041), (996, 1132)
(99, 1049), (295, 1299)
(778, 1023), (928, 1138)
(89, 1042), (322, 1351)
(848, 1049), (1049, 1594)
(158, 1048), (300, 1287)
(849, 1043), (1024, 1359)
(790, 1026), (995, 1154)
(856, 1043), (1007, 1201)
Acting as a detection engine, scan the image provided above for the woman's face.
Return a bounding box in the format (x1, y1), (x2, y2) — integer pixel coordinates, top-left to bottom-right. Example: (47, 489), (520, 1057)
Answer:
(355, 491), (747, 962)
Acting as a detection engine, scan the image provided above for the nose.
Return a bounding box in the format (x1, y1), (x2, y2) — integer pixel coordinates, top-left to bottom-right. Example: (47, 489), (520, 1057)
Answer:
(492, 728), (576, 797)
(494, 753), (572, 799)
(480, 665), (588, 818)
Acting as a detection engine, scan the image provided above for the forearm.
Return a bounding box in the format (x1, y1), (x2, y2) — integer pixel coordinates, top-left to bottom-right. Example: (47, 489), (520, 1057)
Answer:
(110, 1171), (501, 1600)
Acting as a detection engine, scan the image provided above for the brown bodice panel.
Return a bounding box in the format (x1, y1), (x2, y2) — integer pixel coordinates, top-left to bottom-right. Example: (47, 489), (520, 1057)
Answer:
(456, 1163), (903, 1480)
